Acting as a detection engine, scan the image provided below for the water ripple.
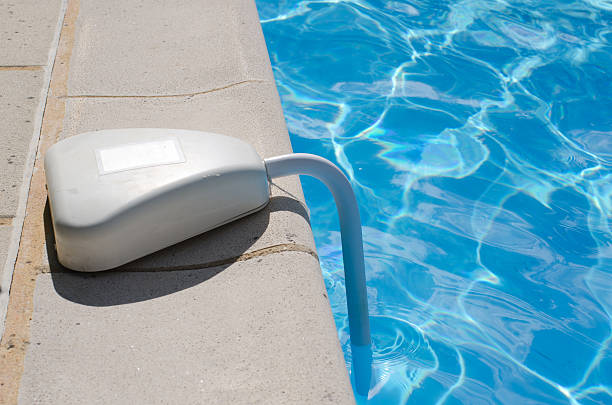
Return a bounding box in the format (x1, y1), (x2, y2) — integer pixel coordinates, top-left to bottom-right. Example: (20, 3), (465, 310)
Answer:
(256, 0), (612, 403)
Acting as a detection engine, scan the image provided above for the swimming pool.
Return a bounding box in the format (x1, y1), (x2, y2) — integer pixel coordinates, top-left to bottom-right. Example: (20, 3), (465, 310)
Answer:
(255, 0), (612, 403)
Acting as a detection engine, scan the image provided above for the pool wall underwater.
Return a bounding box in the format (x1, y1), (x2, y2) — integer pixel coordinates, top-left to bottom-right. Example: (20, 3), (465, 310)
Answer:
(256, 0), (612, 404)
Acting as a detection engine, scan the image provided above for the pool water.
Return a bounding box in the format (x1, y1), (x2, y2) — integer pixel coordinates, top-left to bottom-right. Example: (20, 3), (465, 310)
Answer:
(255, 1), (612, 403)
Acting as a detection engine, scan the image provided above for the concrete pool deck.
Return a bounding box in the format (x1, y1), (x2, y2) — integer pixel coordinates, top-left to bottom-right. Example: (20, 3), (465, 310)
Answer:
(0, 0), (355, 403)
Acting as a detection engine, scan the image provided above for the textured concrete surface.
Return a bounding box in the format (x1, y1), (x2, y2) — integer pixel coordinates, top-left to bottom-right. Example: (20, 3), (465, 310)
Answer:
(19, 252), (354, 404)
(1, 0), (355, 403)
(61, 82), (293, 156)
(68, 0), (271, 96)
(0, 70), (44, 217)
(0, 69), (48, 306)
(0, 0), (62, 65)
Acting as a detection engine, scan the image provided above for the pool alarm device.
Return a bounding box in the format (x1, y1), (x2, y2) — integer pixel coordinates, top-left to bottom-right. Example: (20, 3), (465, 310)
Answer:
(45, 128), (372, 393)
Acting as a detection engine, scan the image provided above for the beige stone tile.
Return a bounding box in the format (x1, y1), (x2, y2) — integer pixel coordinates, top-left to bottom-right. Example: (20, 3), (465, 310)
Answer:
(68, 0), (272, 96)
(0, 0), (62, 65)
(0, 70), (44, 216)
(20, 252), (354, 404)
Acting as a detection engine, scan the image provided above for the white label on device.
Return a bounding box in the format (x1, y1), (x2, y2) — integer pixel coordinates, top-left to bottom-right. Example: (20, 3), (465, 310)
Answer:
(96, 138), (186, 175)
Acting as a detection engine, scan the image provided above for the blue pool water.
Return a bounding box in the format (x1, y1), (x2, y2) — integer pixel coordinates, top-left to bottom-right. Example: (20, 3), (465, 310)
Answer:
(255, 1), (612, 403)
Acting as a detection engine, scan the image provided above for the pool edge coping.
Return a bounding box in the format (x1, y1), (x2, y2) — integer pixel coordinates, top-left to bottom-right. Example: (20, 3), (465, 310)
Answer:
(0, 1), (356, 403)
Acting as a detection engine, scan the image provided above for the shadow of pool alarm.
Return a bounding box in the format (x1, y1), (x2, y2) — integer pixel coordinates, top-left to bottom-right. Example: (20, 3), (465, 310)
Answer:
(44, 128), (372, 395)
(44, 194), (310, 303)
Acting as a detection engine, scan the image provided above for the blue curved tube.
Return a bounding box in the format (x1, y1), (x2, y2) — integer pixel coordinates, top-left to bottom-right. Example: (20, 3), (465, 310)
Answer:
(264, 153), (372, 394)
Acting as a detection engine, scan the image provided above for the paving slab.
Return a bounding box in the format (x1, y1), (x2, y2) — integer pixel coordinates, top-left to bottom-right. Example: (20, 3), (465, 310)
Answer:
(61, 82), (293, 159)
(0, 0), (62, 66)
(19, 252), (354, 404)
(68, 0), (271, 96)
(0, 70), (45, 217)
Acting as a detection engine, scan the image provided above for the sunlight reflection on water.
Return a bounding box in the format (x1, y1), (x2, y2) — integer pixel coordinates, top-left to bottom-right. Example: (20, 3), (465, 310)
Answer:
(256, 0), (612, 403)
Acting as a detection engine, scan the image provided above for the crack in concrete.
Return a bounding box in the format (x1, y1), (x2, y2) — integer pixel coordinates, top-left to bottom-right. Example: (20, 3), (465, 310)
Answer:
(60, 79), (266, 99)
(44, 243), (319, 273)
(0, 66), (44, 71)
(0, 218), (13, 226)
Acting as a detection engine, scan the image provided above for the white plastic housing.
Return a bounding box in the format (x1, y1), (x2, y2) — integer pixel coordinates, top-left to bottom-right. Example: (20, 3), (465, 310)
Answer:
(44, 128), (270, 271)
